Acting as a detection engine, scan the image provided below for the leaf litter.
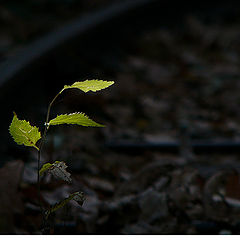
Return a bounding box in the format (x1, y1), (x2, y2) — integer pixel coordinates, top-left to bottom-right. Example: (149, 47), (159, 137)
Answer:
(4, 7), (240, 234)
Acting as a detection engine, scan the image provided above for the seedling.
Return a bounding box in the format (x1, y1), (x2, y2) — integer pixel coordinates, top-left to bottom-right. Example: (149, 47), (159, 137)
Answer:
(9, 79), (114, 222)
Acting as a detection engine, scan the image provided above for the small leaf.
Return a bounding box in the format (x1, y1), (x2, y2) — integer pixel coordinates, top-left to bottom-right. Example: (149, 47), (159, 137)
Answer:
(50, 161), (72, 183)
(39, 163), (52, 176)
(40, 161), (72, 183)
(9, 112), (41, 150)
(61, 79), (114, 93)
(48, 112), (104, 127)
(46, 192), (85, 218)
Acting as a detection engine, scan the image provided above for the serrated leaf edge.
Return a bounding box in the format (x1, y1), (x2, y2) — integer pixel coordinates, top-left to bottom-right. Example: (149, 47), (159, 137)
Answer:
(60, 79), (114, 93)
(48, 112), (105, 127)
(9, 112), (41, 151)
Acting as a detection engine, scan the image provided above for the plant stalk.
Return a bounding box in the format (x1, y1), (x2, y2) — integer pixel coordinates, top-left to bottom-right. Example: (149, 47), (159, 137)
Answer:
(37, 90), (62, 232)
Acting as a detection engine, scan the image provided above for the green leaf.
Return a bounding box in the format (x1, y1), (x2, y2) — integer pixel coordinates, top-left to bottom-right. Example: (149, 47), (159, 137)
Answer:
(39, 163), (52, 176)
(46, 192), (85, 218)
(9, 112), (41, 150)
(39, 161), (71, 183)
(48, 112), (104, 127)
(61, 79), (114, 93)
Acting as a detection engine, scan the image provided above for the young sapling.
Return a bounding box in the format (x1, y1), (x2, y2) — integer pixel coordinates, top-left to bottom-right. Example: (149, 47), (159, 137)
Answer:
(9, 79), (114, 223)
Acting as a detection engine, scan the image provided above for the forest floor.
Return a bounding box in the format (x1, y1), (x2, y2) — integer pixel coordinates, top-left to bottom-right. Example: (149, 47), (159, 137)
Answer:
(2, 1), (240, 234)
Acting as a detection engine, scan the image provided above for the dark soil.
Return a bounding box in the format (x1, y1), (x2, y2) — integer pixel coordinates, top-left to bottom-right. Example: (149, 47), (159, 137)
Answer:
(2, 0), (240, 234)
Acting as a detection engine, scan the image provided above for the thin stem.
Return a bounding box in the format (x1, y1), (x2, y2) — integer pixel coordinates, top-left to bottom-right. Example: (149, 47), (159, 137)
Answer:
(46, 92), (62, 125)
(37, 150), (43, 211)
(37, 90), (63, 232)
(39, 91), (61, 152)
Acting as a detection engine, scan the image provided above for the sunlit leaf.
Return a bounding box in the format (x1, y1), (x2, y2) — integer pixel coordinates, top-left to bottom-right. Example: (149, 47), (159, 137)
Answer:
(9, 112), (41, 150)
(46, 192), (85, 218)
(61, 79), (114, 93)
(48, 112), (104, 127)
(39, 163), (52, 176)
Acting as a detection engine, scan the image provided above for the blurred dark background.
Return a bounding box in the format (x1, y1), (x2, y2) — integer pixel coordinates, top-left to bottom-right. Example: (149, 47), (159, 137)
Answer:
(1, 0), (240, 234)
